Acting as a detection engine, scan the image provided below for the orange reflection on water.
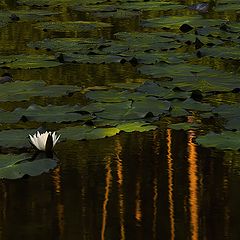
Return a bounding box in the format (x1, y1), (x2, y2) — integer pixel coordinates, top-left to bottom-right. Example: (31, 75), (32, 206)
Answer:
(101, 156), (112, 240)
(115, 139), (125, 240)
(187, 130), (199, 240)
(167, 129), (175, 240)
(51, 166), (65, 239)
(135, 180), (142, 223)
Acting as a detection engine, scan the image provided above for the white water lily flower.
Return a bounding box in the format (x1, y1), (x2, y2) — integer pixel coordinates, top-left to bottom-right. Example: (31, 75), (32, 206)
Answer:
(29, 131), (60, 151)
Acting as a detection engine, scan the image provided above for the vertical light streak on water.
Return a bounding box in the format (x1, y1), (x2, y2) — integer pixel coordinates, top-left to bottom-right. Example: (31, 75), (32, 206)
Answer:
(51, 166), (65, 240)
(115, 138), (126, 240)
(187, 130), (199, 240)
(101, 156), (112, 240)
(135, 180), (142, 223)
(152, 177), (158, 240)
(152, 131), (160, 239)
(167, 129), (175, 240)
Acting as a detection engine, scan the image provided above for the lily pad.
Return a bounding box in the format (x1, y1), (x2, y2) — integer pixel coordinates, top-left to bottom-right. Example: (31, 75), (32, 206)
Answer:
(35, 21), (112, 32)
(0, 80), (81, 102)
(0, 10), (59, 23)
(117, 121), (157, 132)
(199, 46), (240, 60)
(95, 98), (170, 120)
(0, 153), (57, 179)
(59, 125), (120, 140)
(141, 16), (225, 30)
(196, 131), (240, 150)
(1, 104), (92, 123)
(0, 129), (36, 148)
(0, 55), (62, 69)
(119, 1), (185, 11)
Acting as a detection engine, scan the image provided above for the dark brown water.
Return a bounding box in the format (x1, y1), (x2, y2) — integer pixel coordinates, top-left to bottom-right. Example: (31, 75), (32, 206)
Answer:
(1, 130), (240, 239)
(1, 0), (240, 239)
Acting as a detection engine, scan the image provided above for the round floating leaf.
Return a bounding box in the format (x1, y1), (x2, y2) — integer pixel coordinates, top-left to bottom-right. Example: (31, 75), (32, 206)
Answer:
(94, 10), (140, 19)
(117, 122), (157, 132)
(0, 55), (62, 69)
(35, 21), (112, 32)
(0, 80), (81, 102)
(59, 125), (120, 140)
(0, 153), (57, 179)
(196, 131), (240, 150)
(119, 1), (185, 11)
(0, 129), (35, 148)
(17, 0), (104, 6)
(199, 46), (240, 60)
(173, 98), (213, 112)
(142, 16), (225, 29)
(9, 104), (92, 123)
(95, 98), (170, 120)
(0, 10), (59, 23)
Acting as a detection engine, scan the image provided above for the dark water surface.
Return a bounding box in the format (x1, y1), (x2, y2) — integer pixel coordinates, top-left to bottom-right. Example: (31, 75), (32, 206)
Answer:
(1, 130), (240, 239)
(1, 0), (240, 239)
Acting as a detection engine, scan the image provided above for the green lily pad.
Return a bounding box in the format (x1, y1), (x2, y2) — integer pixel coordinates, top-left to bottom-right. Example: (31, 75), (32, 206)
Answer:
(117, 121), (157, 132)
(95, 98), (170, 120)
(0, 129), (36, 148)
(136, 81), (171, 97)
(2, 104), (92, 123)
(119, 1), (185, 11)
(62, 53), (123, 64)
(0, 10), (59, 23)
(17, 0), (103, 6)
(35, 21), (112, 32)
(173, 98), (213, 112)
(196, 131), (240, 150)
(0, 54), (62, 69)
(199, 46), (240, 60)
(0, 80), (81, 102)
(59, 125), (120, 140)
(94, 9), (140, 19)
(141, 16), (225, 29)
(86, 89), (147, 103)
(0, 153), (57, 179)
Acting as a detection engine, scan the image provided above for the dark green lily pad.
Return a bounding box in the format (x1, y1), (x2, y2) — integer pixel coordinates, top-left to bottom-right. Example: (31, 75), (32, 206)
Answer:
(0, 129), (35, 148)
(95, 98), (170, 120)
(17, 0), (101, 6)
(199, 46), (240, 60)
(86, 89), (147, 103)
(215, 2), (240, 12)
(141, 16), (225, 29)
(4, 104), (92, 123)
(196, 131), (240, 150)
(62, 53), (123, 64)
(117, 121), (157, 132)
(0, 153), (57, 179)
(0, 55), (62, 69)
(172, 98), (213, 112)
(0, 10), (59, 23)
(119, 1), (185, 11)
(0, 109), (21, 123)
(35, 21), (112, 32)
(94, 9), (140, 19)
(59, 125), (120, 140)
(0, 80), (81, 102)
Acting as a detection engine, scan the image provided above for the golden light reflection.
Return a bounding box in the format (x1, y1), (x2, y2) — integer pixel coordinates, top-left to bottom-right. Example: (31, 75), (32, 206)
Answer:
(167, 129), (175, 240)
(135, 180), (142, 223)
(115, 139), (125, 240)
(152, 177), (158, 240)
(51, 166), (64, 239)
(101, 156), (112, 240)
(187, 130), (199, 240)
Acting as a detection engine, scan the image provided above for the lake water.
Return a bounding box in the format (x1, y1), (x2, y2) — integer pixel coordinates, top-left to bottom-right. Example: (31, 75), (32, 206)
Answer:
(0, 0), (240, 239)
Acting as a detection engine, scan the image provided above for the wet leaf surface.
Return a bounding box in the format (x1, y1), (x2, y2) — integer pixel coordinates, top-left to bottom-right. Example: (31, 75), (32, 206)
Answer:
(0, 153), (57, 179)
